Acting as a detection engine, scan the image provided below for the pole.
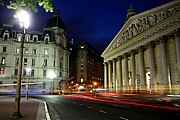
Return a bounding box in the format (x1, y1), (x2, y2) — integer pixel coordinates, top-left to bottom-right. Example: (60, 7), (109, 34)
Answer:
(25, 75), (29, 99)
(10, 27), (25, 119)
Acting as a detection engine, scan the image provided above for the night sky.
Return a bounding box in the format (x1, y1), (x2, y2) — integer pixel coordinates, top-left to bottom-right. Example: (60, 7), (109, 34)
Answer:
(0, 0), (172, 53)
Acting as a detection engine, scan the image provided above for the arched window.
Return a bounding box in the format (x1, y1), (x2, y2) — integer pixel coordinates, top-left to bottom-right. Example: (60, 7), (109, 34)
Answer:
(3, 30), (9, 40)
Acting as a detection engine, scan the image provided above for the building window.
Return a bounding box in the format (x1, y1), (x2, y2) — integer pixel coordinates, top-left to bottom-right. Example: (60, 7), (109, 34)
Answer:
(31, 69), (35, 76)
(44, 49), (48, 55)
(23, 69), (26, 76)
(17, 34), (22, 42)
(33, 37), (37, 42)
(60, 62), (63, 69)
(44, 59), (47, 66)
(14, 69), (18, 76)
(32, 49), (36, 54)
(0, 68), (4, 75)
(16, 48), (20, 53)
(2, 47), (7, 52)
(1, 57), (5, 64)
(15, 58), (19, 66)
(45, 38), (48, 44)
(54, 60), (55, 67)
(59, 72), (62, 77)
(3, 30), (9, 40)
(32, 58), (36, 67)
(43, 69), (47, 77)
(25, 48), (29, 54)
(24, 58), (27, 66)
(25, 35), (30, 42)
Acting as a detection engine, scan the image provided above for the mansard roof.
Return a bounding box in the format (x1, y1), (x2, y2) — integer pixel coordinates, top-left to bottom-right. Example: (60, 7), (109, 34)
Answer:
(46, 8), (66, 30)
(102, 0), (180, 61)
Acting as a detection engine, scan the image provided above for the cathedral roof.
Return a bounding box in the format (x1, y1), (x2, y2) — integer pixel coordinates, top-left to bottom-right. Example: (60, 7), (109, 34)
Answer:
(46, 8), (66, 30)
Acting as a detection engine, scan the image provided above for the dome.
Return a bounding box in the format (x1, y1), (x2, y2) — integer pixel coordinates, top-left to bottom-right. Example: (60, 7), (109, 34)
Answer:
(46, 8), (66, 30)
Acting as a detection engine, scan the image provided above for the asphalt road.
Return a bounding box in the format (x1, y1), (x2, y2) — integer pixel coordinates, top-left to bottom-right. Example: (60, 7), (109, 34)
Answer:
(34, 95), (179, 120)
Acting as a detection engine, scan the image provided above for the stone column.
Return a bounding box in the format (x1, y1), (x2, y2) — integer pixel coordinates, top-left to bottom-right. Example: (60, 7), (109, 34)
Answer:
(124, 53), (129, 92)
(174, 30), (180, 85)
(139, 46), (146, 92)
(117, 56), (123, 92)
(108, 61), (112, 91)
(131, 50), (136, 93)
(160, 36), (170, 93)
(113, 58), (116, 92)
(104, 62), (108, 90)
(148, 42), (157, 93)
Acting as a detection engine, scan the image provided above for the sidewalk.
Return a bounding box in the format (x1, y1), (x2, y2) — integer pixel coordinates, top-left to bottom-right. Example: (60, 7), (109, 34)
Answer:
(0, 96), (48, 120)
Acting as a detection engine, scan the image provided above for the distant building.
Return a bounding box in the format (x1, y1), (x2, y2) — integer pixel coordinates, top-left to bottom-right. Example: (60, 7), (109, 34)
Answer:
(0, 9), (70, 93)
(102, 0), (180, 94)
(69, 40), (104, 92)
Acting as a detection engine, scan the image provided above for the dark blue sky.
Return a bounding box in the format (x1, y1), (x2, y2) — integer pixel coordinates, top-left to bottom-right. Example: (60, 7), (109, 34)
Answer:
(0, 0), (172, 53)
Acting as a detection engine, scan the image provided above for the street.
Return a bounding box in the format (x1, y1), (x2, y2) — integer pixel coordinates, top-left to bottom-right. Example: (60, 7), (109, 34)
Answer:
(34, 94), (180, 120)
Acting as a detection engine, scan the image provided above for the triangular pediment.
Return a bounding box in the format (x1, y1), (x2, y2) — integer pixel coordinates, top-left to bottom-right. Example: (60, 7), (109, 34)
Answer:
(102, 0), (180, 58)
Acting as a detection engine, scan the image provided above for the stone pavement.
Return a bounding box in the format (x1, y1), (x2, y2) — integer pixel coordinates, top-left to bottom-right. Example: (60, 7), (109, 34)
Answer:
(0, 96), (49, 120)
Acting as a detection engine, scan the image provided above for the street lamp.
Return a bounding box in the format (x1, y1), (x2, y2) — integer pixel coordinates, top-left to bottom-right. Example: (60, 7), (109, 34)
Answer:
(25, 67), (31, 99)
(10, 10), (30, 119)
(48, 71), (56, 94)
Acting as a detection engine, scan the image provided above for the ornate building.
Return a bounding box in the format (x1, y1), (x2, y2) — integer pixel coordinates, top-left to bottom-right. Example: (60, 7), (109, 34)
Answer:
(69, 40), (104, 92)
(0, 9), (69, 93)
(102, 0), (180, 94)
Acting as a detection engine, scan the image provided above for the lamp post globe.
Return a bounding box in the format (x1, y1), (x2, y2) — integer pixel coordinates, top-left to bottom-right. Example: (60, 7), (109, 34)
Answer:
(10, 9), (30, 119)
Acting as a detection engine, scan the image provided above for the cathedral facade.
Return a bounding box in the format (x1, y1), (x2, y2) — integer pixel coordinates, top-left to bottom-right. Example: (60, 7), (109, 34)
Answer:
(0, 9), (69, 94)
(102, 0), (180, 94)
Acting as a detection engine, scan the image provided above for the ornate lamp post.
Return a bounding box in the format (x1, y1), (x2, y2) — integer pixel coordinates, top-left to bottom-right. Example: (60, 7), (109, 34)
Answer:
(25, 67), (31, 99)
(10, 10), (30, 119)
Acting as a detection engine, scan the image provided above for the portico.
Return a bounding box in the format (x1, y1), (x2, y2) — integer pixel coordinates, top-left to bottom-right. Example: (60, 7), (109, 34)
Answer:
(102, 0), (180, 94)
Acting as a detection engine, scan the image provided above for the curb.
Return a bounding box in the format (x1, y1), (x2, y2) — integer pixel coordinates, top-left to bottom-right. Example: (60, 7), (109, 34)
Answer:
(35, 99), (51, 120)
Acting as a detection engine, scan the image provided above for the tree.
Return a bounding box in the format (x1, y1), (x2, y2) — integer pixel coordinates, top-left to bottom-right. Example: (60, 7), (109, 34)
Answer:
(0, 0), (53, 12)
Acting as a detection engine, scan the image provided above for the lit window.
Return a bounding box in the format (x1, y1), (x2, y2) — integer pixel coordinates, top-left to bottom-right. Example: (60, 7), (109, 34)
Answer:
(0, 68), (4, 75)
(18, 35), (22, 42)
(16, 48), (20, 53)
(24, 58), (27, 66)
(2, 47), (7, 52)
(1, 57), (5, 64)
(25, 48), (28, 54)
(44, 49), (48, 55)
(81, 46), (84, 49)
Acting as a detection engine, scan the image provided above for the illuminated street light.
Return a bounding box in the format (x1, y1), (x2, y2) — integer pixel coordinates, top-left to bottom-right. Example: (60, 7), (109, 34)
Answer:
(25, 67), (31, 99)
(48, 71), (56, 94)
(10, 10), (30, 119)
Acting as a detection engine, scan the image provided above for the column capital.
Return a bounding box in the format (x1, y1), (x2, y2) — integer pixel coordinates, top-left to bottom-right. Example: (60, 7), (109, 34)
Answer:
(174, 29), (180, 36)
(148, 41), (154, 48)
(108, 60), (112, 64)
(113, 58), (117, 62)
(124, 53), (128, 58)
(118, 56), (123, 60)
(159, 36), (167, 44)
(103, 62), (108, 65)
(138, 46), (144, 52)
(130, 49), (136, 55)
